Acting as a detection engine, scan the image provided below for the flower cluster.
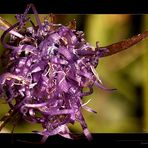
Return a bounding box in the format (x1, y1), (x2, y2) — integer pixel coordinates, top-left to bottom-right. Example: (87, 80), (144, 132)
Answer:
(0, 6), (111, 142)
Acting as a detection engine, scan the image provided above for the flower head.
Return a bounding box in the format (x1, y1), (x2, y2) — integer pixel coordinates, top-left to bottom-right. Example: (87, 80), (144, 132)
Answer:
(0, 4), (110, 142)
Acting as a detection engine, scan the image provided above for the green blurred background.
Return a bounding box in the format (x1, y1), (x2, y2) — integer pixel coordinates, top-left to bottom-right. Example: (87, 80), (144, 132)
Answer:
(0, 14), (148, 134)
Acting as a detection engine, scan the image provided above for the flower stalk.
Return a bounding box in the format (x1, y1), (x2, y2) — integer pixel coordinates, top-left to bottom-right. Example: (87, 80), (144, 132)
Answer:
(100, 31), (148, 57)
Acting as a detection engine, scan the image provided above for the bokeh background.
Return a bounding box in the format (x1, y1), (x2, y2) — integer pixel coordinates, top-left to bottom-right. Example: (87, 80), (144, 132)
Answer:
(0, 14), (148, 134)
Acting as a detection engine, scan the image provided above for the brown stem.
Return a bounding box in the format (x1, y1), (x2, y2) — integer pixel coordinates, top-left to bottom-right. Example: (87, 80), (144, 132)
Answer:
(100, 31), (148, 57)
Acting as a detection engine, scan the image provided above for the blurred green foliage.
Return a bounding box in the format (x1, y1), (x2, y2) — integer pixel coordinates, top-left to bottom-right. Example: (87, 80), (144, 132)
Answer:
(0, 14), (147, 134)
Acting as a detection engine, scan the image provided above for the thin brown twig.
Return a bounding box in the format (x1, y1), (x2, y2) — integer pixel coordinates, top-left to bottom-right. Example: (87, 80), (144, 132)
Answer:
(100, 31), (148, 57)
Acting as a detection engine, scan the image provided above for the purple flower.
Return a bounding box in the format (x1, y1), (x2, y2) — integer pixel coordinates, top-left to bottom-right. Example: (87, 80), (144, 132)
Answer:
(0, 4), (114, 142)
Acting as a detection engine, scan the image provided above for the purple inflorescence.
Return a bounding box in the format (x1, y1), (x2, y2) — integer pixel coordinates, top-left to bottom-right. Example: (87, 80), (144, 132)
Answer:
(0, 9), (111, 141)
